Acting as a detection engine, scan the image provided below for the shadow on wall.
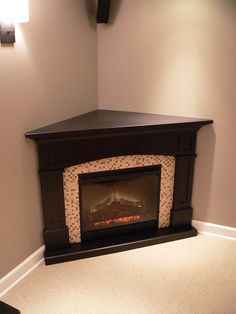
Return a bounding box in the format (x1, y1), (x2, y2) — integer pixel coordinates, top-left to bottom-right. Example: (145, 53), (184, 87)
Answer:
(192, 125), (216, 222)
(109, 0), (122, 24)
(85, 0), (97, 29)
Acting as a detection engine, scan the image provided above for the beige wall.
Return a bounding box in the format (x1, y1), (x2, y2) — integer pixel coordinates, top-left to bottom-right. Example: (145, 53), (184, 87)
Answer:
(98, 0), (236, 227)
(0, 0), (98, 278)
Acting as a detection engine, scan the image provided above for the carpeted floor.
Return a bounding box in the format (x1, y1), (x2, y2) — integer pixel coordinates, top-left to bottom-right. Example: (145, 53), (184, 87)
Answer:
(2, 234), (236, 314)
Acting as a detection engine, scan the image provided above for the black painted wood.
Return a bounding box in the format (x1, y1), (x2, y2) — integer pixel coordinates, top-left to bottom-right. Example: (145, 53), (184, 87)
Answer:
(39, 170), (69, 250)
(36, 132), (189, 171)
(170, 155), (195, 227)
(25, 110), (213, 141)
(170, 207), (193, 227)
(39, 170), (66, 229)
(97, 0), (111, 23)
(25, 110), (213, 259)
(44, 226), (198, 265)
(0, 301), (20, 314)
(44, 227), (69, 251)
(173, 156), (195, 209)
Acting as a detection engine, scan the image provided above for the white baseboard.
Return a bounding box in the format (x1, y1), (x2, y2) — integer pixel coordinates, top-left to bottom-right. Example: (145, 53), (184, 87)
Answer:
(192, 220), (236, 240)
(0, 245), (45, 298)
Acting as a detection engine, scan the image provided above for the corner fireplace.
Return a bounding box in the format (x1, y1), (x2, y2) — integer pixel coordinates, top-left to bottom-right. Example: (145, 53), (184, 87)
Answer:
(25, 109), (213, 264)
(79, 165), (161, 241)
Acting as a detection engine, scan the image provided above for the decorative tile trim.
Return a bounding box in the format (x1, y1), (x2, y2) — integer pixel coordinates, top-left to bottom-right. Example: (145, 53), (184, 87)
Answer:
(63, 155), (175, 243)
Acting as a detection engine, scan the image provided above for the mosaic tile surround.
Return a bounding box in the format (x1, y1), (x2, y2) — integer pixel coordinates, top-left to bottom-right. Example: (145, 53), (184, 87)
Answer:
(63, 155), (175, 243)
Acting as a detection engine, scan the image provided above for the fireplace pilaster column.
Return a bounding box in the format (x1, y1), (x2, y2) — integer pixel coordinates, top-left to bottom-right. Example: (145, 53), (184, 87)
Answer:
(170, 155), (195, 228)
(39, 169), (69, 250)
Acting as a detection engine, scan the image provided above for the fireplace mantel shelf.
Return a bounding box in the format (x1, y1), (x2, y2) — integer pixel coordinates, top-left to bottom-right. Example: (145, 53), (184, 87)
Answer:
(25, 109), (213, 265)
(25, 109), (213, 140)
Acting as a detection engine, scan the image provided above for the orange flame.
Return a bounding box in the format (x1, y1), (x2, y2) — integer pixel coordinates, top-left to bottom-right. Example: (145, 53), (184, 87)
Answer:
(94, 215), (141, 226)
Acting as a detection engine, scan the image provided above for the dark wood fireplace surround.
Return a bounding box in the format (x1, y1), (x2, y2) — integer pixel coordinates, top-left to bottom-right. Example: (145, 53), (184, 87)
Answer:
(25, 110), (213, 265)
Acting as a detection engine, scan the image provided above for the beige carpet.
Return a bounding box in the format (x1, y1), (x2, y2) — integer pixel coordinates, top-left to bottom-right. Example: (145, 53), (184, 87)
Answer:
(2, 234), (236, 314)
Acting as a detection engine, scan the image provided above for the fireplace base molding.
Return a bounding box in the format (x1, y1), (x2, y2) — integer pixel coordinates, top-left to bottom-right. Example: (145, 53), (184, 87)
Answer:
(25, 109), (213, 264)
(44, 226), (197, 265)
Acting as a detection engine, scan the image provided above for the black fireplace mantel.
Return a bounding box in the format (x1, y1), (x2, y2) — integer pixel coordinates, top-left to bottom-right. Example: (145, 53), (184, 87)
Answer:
(25, 109), (213, 265)
(26, 109), (212, 140)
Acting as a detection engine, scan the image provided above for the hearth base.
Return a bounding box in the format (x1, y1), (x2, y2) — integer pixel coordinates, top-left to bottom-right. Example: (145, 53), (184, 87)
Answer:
(44, 226), (197, 265)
